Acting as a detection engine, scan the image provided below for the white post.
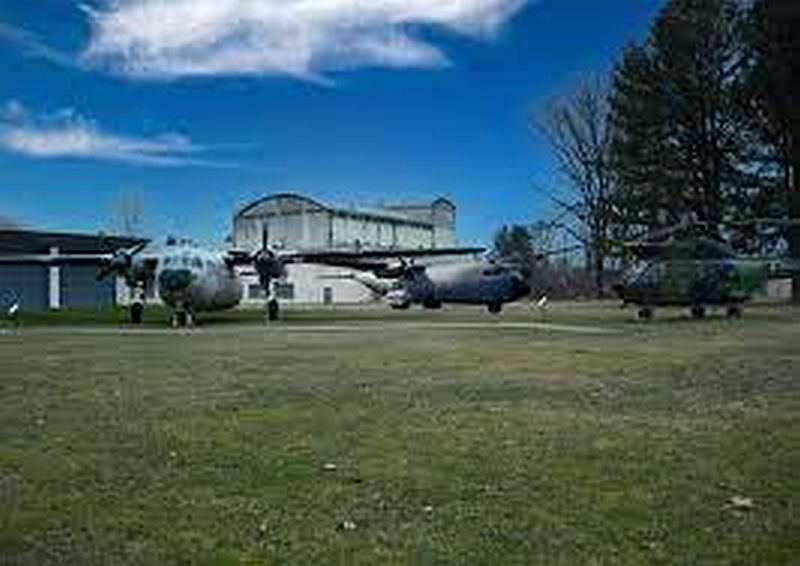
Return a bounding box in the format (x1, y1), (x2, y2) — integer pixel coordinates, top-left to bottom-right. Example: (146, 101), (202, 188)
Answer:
(48, 246), (61, 310)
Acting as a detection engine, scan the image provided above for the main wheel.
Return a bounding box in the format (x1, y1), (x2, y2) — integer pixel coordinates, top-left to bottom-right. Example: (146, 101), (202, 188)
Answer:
(727, 305), (742, 318)
(638, 307), (653, 320)
(691, 306), (706, 319)
(267, 299), (280, 322)
(173, 310), (189, 328)
(423, 299), (442, 310)
(130, 302), (144, 325)
(488, 302), (503, 314)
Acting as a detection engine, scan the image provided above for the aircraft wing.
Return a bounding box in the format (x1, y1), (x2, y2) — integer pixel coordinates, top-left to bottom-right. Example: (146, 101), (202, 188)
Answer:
(284, 246), (485, 271)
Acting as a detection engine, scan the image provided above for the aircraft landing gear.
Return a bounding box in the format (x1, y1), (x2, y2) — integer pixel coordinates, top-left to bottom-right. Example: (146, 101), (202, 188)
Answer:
(727, 305), (743, 318)
(488, 302), (503, 314)
(691, 305), (706, 319)
(638, 307), (654, 320)
(266, 298), (280, 322)
(130, 302), (144, 325)
(172, 310), (194, 328)
(423, 299), (442, 310)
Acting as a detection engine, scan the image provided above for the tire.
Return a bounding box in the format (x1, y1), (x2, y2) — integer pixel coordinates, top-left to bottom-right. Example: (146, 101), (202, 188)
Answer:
(727, 305), (742, 318)
(638, 307), (653, 320)
(130, 302), (144, 325)
(267, 299), (280, 321)
(173, 311), (188, 328)
(488, 302), (503, 314)
(691, 306), (706, 319)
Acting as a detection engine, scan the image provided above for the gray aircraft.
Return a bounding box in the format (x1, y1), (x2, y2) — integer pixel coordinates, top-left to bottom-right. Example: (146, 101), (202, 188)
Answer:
(324, 257), (532, 313)
(0, 234), (485, 325)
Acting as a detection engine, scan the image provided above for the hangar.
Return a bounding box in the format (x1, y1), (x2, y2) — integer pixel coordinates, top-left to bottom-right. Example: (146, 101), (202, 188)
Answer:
(232, 193), (461, 304)
(0, 229), (138, 312)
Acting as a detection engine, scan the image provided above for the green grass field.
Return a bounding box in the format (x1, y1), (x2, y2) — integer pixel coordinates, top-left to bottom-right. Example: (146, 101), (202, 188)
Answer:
(1, 303), (799, 564)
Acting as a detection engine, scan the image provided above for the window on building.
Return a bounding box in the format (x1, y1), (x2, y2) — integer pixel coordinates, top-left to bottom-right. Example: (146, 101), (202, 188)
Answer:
(274, 283), (295, 300)
(248, 284), (266, 299)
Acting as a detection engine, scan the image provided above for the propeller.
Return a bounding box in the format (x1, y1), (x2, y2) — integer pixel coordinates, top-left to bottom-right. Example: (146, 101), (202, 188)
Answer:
(97, 241), (148, 281)
(252, 226), (285, 290)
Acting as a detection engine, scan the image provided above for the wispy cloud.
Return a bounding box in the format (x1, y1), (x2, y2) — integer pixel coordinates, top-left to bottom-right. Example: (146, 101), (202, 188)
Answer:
(81, 0), (530, 81)
(0, 21), (81, 70)
(0, 101), (232, 167)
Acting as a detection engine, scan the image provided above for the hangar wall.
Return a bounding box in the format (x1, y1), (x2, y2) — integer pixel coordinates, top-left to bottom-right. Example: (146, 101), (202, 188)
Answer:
(0, 264), (49, 311)
(233, 193), (460, 305)
(0, 230), (138, 312)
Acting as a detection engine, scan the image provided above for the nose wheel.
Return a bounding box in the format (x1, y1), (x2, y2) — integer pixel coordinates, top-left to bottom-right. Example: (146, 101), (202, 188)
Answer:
(171, 310), (194, 328)
(266, 298), (280, 322)
(129, 302), (144, 325)
(637, 307), (654, 320)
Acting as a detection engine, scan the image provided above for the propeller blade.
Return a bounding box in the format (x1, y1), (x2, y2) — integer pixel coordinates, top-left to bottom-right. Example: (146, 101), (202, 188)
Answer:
(128, 241), (148, 255)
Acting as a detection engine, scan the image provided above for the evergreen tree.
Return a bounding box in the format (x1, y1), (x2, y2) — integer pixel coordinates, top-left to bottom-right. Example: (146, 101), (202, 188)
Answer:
(748, 0), (800, 300)
(609, 0), (754, 235)
(493, 225), (534, 264)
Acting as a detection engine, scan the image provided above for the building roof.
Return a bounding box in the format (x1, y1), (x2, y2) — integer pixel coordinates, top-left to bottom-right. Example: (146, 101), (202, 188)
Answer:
(236, 192), (451, 228)
(0, 230), (142, 255)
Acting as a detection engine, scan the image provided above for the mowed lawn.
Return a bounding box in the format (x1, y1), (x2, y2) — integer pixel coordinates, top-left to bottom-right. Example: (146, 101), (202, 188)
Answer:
(1, 304), (799, 565)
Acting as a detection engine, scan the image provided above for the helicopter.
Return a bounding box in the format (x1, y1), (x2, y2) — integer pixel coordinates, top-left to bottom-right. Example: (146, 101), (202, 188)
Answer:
(612, 219), (800, 319)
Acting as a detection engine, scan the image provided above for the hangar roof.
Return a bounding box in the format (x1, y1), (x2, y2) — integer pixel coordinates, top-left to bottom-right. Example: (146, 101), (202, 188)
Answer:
(236, 192), (452, 228)
(0, 230), (142, 255)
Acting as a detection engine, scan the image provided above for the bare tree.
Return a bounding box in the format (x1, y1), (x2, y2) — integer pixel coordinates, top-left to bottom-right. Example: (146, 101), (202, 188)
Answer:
(536, 80), (616, 297)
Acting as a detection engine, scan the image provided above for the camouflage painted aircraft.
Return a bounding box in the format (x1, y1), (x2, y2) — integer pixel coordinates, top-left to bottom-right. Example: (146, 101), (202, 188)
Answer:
(613, 222), (800, 319)
(321, 257), (532, 313)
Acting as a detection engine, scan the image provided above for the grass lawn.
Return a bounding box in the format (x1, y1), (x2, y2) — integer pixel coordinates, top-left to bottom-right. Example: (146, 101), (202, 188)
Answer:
(1, 303), (799, 564)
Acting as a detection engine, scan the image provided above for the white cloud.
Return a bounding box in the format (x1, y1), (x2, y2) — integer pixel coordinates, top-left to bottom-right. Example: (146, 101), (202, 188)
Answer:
(81, 0), (530, 80)
(0, 101), (220, 167)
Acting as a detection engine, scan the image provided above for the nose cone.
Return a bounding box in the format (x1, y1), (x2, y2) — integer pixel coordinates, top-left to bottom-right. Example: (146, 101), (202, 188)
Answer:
(510, 274), (532, 301)
(159, 269), (194, 294)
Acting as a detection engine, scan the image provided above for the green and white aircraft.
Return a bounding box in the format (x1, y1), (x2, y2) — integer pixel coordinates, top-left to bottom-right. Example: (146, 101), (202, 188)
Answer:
(614, 223), (799, 319)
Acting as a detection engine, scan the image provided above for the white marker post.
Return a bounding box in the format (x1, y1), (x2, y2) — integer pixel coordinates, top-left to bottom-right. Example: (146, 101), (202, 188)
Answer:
(48, 246), (61, 310)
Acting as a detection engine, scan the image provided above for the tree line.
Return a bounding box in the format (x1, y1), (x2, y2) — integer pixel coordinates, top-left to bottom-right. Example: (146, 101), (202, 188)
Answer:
(495, 0), (799, 301)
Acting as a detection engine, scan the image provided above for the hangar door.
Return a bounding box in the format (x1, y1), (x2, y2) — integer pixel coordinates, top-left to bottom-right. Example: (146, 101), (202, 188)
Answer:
(0, 263), (49, 311)
(61, 264), (116, 309)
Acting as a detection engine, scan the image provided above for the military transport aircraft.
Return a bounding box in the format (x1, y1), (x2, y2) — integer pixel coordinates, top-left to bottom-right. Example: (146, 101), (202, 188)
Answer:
(613, 221), (800, 319)
(0, 233), (484, 326)
(321, 256), (532, 313)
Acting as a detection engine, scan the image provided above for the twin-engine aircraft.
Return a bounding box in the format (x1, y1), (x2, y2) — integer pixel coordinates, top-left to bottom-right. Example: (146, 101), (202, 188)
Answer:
(0, 233), (486, 326)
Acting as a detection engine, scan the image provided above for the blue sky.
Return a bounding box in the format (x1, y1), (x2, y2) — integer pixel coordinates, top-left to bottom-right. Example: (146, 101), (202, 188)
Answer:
(0, 0), (663, 246)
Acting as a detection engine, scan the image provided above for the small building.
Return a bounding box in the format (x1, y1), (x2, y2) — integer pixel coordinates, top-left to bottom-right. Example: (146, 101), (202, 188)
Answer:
(232, 193), (460, 304)
(0, 229), (138, 312)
